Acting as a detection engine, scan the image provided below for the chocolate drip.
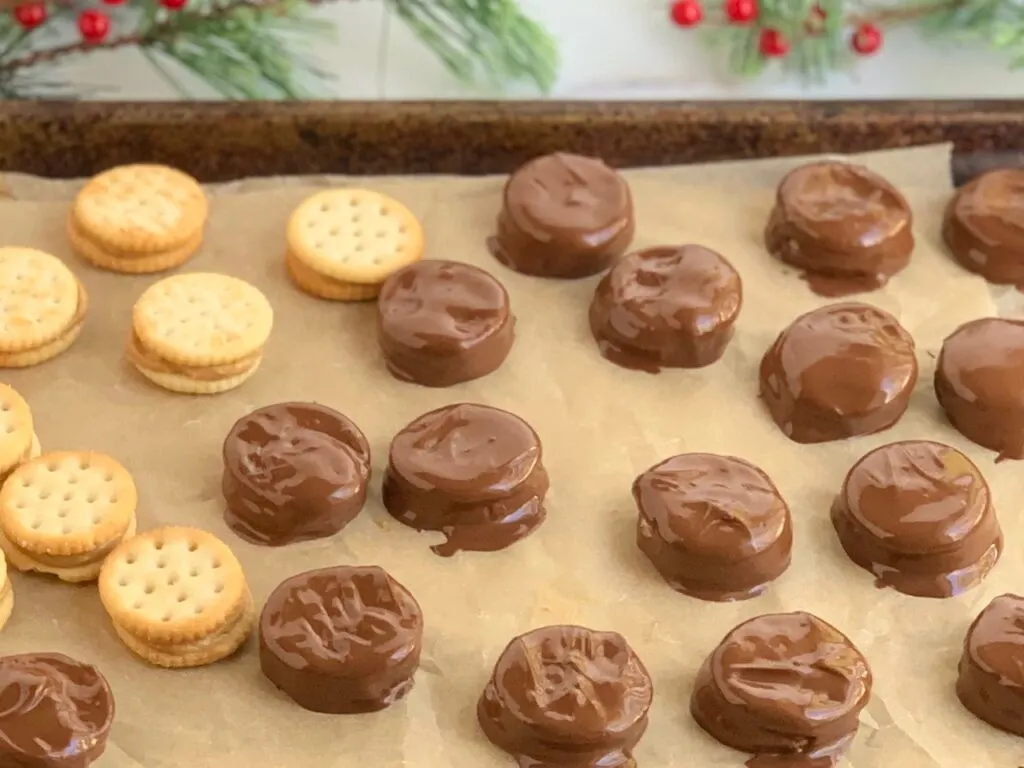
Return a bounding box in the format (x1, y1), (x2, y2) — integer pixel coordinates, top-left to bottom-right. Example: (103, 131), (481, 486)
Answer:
(478, 625), (653, 768)
(489, 153), (634, 279)
(382, 403), (548, 556)
(765, 161), (914, 297)
(589, 245), (742, 373)
(222, 402), (371, 546)
(759, 302), (917, 443)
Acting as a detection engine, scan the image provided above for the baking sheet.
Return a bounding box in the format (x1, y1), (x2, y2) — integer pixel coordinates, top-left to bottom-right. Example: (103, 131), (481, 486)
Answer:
(0, 144), (1018, 768)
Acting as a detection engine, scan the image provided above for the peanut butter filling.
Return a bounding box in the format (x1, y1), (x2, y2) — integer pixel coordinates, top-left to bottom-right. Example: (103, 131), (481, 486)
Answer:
(127, 332), (261, 382)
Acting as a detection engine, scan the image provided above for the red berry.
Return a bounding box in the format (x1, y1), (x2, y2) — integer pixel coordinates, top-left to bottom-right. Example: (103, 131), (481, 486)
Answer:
(13, 2), (46, 28)
(670, 0), (703, 27)
(77, 9), (109, 42)
(758, 28), (789, 57)
(852, 23), (882, 55)
(724, 0), (757, 24)
(160, 0), (188, 9)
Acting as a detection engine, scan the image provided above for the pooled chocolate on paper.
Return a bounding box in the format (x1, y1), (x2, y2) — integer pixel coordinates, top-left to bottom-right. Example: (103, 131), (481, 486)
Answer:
(765, 161), (914, 297)
(478, 625), (653, 768)
(831, 440), (1002, 598)
(377, 260), (515, 387)
(589, 245), (742, 372)
(943, 168), (1024, 287)
(0, 652), (115, 768)
(382, 403), (548, 556)
(221, 402), (371, 546)
(488, 152), (634, 279)
(759, 302), (918, 443)
(956, 593), (1024, 736)
(691, 612), (872, 768)
(935, 317), (1024, 461)
(259, 565), (423, 714)
(633, 453), (792, 601)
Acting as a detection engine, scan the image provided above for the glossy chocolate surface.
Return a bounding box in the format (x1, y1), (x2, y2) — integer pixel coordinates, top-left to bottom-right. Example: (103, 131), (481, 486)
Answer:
(831, 441), (1002, 598)
(489, 152), (634, 279)
(382, 403), (548, 557)
(691, 612), (871, 768)
(377, 260), (515, 387)
(589, 245), (742, 373)
(957, 593), (1024, 735)
(943, 169), (1024, 287)
(765, 161), (914, 297)
(0, 652), (115, 768)
(222, 402), (371, 546)
(759, 302), (918, 444)
(478, 625), (653, 768)
(259, 565), (423, 714)
(935, 317), (1024, 460)
(633, 453), (792, 601)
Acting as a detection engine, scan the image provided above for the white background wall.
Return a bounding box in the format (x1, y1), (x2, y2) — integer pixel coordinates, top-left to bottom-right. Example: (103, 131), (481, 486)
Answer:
(59, 0), (1024, 99)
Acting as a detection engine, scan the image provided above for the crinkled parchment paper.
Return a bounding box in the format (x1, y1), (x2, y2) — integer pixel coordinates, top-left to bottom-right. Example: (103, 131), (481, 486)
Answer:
(0, 144), (1019, 768)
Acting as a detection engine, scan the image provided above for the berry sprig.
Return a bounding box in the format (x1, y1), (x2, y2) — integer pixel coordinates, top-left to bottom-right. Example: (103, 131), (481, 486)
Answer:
(10, 0), (191, 45)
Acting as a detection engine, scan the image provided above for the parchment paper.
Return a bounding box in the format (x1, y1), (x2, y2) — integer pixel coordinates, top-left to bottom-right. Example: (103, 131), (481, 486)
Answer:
(0, 144), (1019, 768)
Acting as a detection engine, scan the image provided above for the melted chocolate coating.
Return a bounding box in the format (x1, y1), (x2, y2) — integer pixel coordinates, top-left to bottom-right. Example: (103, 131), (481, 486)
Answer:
(377, 260), (515, 387)
(957, 593), (1024, 735)
(633, 453), (792, 601)
(222, 402), (371, 546)
(691, 612), (872, 768)
(478, 625), (653, 768)
(831, 441), (1002, 598)
(383, 403), (547, 557)
(489, 153), (634, 279)
(0, 652), (115, 768)
(935, 317), (1024, 461)
(589, 245), (742, 373)
(943, 169), (1024, 287)
(259, 565), (423, 714)
(759, 302), (918, 444)
(765, 162), (914, 297)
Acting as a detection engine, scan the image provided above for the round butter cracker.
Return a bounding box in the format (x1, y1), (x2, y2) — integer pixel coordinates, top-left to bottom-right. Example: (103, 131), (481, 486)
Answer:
(287, 188), (424, 284)
(0, 451), (137, 556)
(0, 247), (79, 353)
(72, 164), (208, 254)
(132, 273), (273, 367)
(99, 526), (248, 643)
(0, 383), (33, 472)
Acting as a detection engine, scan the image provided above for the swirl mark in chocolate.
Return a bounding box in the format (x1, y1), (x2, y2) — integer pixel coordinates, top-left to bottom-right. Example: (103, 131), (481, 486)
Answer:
(943, 169), (1024, 286)
(589, 245), (742, 372)
(0, 652), (115, 768)
(759, 302), (917, 443)
(478, 625), (653, 768)
(222, 402), (371, 546)
(383, 403), (548, 556)
(377, 260), (515, 387)
(957, 593), (1024, 735)
(489, 153), (634, 279)
(765, 162), (913, 297)
(260, 565), (423, 714)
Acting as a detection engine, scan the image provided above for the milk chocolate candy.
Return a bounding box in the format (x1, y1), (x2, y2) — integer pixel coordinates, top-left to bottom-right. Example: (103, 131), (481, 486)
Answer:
(0, 652), (115, 768)
(589, 245), (742, 373)
(943, 168), (1024, 286)
(759, 302), (918, 443)
(957, 593), (1024, 735)
(478, 625), (653, 768)
(935, 317), (1024, 460)
(765, 161), (914, 297)
(489, 152), (634, 279)
(377, 260), (515, 387)
(260, 565), (423, 714)
(691, 612), (872, 767)
(383, 403), (548, 557)
(222, 402), (371, 546)
(633, 453), (792, 601)
(831, 440), (1002, 598)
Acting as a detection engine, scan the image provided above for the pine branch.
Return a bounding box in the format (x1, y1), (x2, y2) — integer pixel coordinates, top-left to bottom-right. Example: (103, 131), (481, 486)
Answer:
(387, 0), (557, 93)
